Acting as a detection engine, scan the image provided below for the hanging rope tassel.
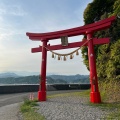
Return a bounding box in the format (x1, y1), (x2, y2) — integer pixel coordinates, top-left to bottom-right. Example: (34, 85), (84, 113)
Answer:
(52, 53), (54, 58)
(63, 56), (66, 61)
(58, 55), (61, 60)
(70, 54), (73, 59)
(76, 50), (79, 55)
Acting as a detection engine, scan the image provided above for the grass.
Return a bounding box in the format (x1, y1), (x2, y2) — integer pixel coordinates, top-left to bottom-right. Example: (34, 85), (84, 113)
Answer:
(107, 110), (120, 120)
(89, 102), (120, 120)
(47, 90), (90, 99)
(20, 99), (45, 120)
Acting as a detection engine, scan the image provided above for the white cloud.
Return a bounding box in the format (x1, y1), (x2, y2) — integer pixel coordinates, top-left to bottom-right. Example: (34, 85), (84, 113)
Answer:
(0, 3), (26, 16)
(0, 3), (27, 48)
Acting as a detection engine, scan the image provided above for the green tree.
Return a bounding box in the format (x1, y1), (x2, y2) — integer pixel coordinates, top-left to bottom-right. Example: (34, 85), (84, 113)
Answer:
(82, 0), (120, 80)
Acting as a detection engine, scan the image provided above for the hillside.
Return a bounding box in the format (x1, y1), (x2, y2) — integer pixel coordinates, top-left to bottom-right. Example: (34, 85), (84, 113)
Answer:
(0, 76), (39, 84)
(0, 72), (19, 78)
(48, 74), (89, 83)
(0, 73), (89, 84)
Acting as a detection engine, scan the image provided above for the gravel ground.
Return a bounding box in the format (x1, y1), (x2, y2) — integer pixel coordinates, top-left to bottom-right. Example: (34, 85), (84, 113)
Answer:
(37, 96), (110, 120)
(0, 103), (22, 120)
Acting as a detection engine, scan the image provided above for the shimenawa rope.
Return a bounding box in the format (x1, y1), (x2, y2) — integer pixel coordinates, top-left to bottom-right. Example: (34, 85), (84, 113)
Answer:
(43, 38), (92, 61)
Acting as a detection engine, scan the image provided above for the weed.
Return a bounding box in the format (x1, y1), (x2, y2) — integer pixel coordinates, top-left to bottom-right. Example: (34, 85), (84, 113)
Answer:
(20, 99), (45, 120)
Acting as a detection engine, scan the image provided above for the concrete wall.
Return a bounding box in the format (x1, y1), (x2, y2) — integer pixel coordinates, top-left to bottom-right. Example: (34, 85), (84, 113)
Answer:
(0, 84), (90, 94)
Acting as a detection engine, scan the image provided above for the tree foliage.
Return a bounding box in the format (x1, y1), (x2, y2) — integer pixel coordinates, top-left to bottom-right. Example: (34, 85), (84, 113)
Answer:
(82, 0), (120, 80)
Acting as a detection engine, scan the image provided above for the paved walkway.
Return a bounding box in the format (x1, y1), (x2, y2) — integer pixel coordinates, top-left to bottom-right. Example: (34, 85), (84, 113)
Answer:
(0, 103), (22, 120)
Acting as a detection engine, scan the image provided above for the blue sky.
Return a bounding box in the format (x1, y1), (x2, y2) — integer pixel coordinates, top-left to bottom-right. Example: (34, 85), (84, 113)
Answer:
(0, 0), (92, 75)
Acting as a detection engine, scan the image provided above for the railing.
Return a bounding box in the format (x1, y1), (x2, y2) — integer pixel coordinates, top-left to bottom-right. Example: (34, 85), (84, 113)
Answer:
(0, 84), (90, 94)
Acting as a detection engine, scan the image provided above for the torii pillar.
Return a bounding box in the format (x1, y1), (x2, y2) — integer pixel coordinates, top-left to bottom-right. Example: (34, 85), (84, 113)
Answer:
(87, 31), (101, 103)
(38, 40), (48, 101)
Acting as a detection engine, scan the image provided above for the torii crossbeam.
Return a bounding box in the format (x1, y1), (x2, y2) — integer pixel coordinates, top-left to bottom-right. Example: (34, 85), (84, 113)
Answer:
(26, 16), (116, 103)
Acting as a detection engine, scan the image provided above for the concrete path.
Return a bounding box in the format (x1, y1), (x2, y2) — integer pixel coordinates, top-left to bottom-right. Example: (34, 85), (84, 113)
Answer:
(0, 103), (22, 120)
(0, 90), (81, 107)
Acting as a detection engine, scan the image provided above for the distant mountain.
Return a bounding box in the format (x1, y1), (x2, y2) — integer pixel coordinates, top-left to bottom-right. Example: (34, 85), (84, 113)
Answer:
(0, 73), (89, 84)
(0, 72), (19, 78)
(3, 71), (40, 76)
(0, 75), (39, 84)
(48, 74), (89, 83)
(46, 77), (68, 84)
(1, 71), (55, 76)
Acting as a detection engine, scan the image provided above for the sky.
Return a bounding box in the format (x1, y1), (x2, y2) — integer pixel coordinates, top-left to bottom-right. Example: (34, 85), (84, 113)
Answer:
(0, 0), (93, 75)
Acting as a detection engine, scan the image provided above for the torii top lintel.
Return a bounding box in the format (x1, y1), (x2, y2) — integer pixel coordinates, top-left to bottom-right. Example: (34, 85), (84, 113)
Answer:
(26, 16), (116, 41)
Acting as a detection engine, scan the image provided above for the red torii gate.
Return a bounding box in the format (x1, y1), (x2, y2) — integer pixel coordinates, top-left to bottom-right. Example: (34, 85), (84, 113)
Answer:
(26, 16), (116, 103)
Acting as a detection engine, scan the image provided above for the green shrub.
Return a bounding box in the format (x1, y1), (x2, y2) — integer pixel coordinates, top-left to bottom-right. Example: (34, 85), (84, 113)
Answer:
(99, 80), (120, 103)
